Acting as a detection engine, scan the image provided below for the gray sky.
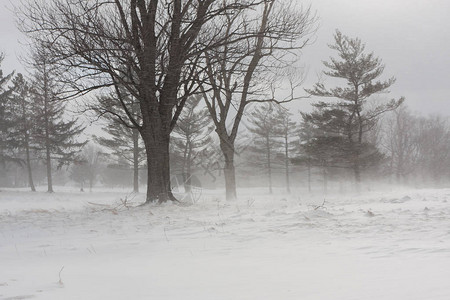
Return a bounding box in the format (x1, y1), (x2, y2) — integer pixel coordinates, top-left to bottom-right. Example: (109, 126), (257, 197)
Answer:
(300, 0), (450, 116)
(1, 0), (449, 116)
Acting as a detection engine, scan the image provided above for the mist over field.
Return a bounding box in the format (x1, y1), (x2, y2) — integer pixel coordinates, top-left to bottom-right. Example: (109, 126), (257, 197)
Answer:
(1, 0), (449, 299)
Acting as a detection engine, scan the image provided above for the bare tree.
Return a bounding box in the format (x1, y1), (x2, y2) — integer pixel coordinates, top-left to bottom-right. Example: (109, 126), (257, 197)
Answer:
(201, 1), (316, 200)
(70, 142), (105, 192)
(17, 0), (268, 203)
(381, 104), (418, 183)
(415, 115), (450, 184)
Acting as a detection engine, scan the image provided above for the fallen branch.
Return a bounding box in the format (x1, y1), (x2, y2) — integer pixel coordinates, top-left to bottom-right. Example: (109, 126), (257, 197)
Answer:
(314, 198), (326, 210)
(58, 266), (65, 286)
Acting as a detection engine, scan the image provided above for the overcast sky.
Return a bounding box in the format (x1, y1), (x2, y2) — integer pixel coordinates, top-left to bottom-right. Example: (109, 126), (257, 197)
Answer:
(1, 0), (449, 116)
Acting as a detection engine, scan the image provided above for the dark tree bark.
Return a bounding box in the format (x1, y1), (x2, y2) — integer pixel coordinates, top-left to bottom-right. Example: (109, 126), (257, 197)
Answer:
(19, 0), (260, 203)
(132, 128), (140, 193)
(220, 140), (237, 201)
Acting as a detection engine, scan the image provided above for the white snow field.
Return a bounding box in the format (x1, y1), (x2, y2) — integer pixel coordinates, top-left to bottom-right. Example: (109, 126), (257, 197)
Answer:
(1, 187), (450, 300)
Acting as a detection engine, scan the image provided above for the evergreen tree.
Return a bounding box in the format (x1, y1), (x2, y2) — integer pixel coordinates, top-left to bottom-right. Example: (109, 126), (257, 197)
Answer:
(247, 103), (280, 193)
(30, 49), (85, 192)
(94, 92), (145, 193)
(11, 74), (36, 191)
(0, 53), (18, 173)
(95, 118), (145, 193)
(172, 95), (213, 192)
(273, 106), (297, 193)
(295, 120), (320, 192)
(305, 30), (402, 188)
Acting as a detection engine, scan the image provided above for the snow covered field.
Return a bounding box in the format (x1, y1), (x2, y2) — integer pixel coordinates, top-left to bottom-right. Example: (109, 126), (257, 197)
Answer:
(1, 187), (450, 299)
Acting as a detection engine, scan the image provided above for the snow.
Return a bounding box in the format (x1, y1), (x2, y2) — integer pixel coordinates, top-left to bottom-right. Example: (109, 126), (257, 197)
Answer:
(1, 187), (450, 299)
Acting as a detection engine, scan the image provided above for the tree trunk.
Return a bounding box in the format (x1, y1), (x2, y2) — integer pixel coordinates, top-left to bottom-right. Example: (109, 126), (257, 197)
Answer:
(142, 128), (174, 203)
(185, 145), (192, 193)
(322, 165), (327, 194)
(132, 128), (139, 193)
(46, 146), (53, 193)
(307, 159), (311, 193)
(220, 140), (237, 201)
(353, 162), (361, 193)
(266, 136), (272, 194)
(44, 71), (53, 193)
(45, 120), (53, 193)
(25, 132), (36, 192)
(284, 135), (290, 193)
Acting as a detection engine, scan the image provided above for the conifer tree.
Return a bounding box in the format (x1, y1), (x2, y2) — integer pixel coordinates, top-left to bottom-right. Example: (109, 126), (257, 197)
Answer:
(0, 53), (17, 173)
(273, 106), (297, 193)
(305, 30), (403, 187)
(11, 74), (36, 191)
(95, 98), (145, 193)
(247, 103), (280, 193)
(30, 49), (85, 192)
(172, 95), (213, 192)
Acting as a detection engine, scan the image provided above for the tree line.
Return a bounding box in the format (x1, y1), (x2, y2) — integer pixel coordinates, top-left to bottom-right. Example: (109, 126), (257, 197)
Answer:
(1, 0), (448, 201)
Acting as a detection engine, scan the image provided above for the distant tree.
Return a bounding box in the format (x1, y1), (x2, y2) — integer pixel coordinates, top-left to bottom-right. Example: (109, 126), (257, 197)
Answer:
(95, 95), (145, 193)
(202, 1), (315, 200)
(0, 53), (17, 174)
(247, 103), (280, 193)
(172, 95), (213, 192)
(415, 115), (450, 184)
(10, 74), (37, 191)
(29, 47), (86, 192)
(381, 104), (419, 183)
(273, 106), (297, 193)
(305, 30), (403, 188)
(70, 143), (105, 192)
(294, 119), (322, 192)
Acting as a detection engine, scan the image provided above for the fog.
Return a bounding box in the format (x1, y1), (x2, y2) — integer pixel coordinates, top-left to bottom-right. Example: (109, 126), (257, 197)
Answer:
(1, 1), (450, 298)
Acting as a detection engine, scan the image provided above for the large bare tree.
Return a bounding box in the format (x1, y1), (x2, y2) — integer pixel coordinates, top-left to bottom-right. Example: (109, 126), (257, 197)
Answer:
(200, 0), (316, 200)
(18, 0), (261, 203)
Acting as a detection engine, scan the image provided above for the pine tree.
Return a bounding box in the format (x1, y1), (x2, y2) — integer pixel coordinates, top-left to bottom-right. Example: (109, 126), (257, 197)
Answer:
(171, 95), (213, 192)
(273, 106), (297, 193)
(247, 103), (281, 194)
(305, 30), (402, 188)
(30, 49), (85, 192)
(95, 111), (145, 193)
(93, 89), (145, 193)
(10, 74), (37, 191)
(0, 53), (17, 174)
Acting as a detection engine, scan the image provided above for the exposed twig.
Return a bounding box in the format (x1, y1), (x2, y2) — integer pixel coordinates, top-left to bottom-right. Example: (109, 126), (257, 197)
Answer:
(58, 266), (65, 286)
(314, 198), (326, 210)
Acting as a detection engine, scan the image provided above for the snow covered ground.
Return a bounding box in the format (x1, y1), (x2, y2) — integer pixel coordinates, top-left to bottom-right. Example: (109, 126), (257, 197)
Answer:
(1, 186), (450, 299)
